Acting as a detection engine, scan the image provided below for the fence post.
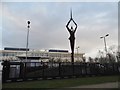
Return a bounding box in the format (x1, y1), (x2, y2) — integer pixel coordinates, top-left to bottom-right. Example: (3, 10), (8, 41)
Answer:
(20, 62), (24, 79)
(59, 62), (61, 77)
(85, 63), (87, 76)
(2, 61), (10, 83)
(42, 62), (45, 79)
(23, 62), (27, 80)
(72, 62), (74, 76)
(112, 63), (115, 75)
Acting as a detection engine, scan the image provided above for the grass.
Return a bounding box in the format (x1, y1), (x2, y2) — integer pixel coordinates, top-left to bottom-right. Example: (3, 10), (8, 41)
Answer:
(2, 75), (119, 88)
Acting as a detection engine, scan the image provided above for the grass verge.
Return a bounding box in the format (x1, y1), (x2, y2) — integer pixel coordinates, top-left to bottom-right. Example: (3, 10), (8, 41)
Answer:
(2, 75), (119, 88)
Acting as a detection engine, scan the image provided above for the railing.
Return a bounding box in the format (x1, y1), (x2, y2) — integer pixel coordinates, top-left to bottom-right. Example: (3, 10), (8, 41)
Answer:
(2, 61), (120, 83)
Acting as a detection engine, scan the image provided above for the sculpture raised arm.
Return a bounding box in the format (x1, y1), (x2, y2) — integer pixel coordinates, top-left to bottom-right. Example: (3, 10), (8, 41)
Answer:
(66, 9), (77, 33)
(66, 19), (72, 32)
(72, 19), (77, 32)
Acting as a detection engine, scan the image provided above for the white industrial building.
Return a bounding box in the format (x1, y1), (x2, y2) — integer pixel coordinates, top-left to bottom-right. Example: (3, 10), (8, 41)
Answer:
(0, 47), (85, 62)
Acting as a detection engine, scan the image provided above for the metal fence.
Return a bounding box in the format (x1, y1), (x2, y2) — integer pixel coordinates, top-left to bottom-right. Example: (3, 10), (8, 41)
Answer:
(2, 61), (120, 83)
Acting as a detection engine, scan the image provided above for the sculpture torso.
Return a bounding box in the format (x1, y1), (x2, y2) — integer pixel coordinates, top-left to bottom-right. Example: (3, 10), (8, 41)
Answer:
(69, 30), (75, 40)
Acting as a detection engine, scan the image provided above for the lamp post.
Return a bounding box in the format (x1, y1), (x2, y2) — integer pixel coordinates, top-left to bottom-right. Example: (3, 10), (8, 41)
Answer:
(26, 21), (30, 62)
(76, 46), (80, 61)
(100, 34), (109, 55)
(76, 46), (80, 54)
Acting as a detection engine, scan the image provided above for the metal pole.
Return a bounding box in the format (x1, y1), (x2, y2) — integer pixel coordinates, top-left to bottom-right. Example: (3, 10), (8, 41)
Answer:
(103, 37), (107, 54)
(100, 34), (109, 55)
(76, 46), (79, 61)
(100, 34), (109, 63)
(26, 21), (30, 62)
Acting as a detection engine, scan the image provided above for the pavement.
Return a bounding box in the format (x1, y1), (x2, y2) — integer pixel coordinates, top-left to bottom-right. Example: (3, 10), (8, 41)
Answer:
(70, 82), (119, 88)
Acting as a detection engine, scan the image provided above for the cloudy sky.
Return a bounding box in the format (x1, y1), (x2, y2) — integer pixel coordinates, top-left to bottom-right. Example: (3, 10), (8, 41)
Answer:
(1, 1), (118, 58)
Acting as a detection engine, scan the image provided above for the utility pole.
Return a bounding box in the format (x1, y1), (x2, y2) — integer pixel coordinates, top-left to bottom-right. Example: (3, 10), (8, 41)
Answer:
(26, 21), (30, 62)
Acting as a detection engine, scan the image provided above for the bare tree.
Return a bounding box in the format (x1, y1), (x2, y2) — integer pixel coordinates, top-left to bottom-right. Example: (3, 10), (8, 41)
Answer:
(82, 57), (86, 63)
(107, 53), (116, 63)
(94, 57), (99, 63)
(88, 57), (93, 63)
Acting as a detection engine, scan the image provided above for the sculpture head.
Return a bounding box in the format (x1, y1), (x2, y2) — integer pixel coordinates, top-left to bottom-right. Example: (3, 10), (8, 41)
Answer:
(71, 26), (74, 31)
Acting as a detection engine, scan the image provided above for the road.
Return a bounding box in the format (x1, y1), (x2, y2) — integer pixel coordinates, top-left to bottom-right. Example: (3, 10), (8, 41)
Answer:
(0, 71), (2, 89)
(71, 82), (119, 88)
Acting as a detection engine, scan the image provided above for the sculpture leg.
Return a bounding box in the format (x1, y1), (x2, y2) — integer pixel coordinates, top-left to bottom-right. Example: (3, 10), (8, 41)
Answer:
(70, 39), (75, 76)
(70, 39), (75, 63)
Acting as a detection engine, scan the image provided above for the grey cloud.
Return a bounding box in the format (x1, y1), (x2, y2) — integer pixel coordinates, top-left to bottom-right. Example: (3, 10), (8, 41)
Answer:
(2, 2), (118, 58)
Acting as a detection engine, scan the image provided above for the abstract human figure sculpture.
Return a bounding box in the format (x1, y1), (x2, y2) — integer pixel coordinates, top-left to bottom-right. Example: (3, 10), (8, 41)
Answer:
(66, 10), (77, 63)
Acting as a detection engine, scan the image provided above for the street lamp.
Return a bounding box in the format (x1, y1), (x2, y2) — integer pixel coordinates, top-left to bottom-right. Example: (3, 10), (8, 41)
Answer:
(100, 34), (109, 54)
(26, 21), (30, 62)
(76, 46), (80, 61)
(76, 46), (80, 54)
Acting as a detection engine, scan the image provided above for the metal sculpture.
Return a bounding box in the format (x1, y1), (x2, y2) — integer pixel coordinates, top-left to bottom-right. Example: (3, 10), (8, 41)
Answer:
(66, 10), (77, 63)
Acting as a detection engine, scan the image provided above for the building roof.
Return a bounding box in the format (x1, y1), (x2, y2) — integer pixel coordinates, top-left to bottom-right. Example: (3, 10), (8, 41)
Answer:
(4, 47), (29, 51)
(17, 56), (49, 59)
